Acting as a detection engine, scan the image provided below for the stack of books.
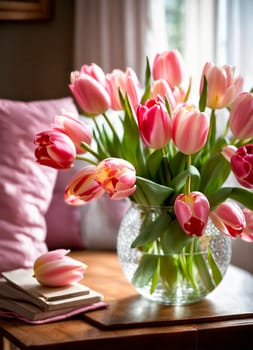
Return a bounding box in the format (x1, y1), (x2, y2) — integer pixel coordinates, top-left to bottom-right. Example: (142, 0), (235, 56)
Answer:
(0, 268), (105, 323)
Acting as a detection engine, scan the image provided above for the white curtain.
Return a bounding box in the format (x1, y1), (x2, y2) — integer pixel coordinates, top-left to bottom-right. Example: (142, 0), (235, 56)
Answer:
(183, 0), (217, 97)
(73, 0), (168, 83)
(216, 0), (253, 90)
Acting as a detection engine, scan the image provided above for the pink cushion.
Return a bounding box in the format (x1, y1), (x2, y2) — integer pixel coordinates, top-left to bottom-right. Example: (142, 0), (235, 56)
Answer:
(45, 166), (84, 250)
(0, 97), (81, 272)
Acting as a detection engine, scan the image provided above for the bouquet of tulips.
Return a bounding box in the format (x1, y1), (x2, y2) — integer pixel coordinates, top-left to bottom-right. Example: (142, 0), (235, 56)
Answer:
(34, 49), (253, 294)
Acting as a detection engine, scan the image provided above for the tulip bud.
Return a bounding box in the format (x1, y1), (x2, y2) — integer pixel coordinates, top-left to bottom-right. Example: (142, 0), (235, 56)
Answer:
(65, 165), (105, 205)
(172, 105), (209, 154)
(53, 112), (92, 154)
(33, 249), (87, 287)
(210, 201), (246, 238)
(152, 49), (185, 87)
(81, 63), (107, 86)
(34, 130), (76, 169)
(174, 191), (210, 237)
(230, 144), (253, 188)
(229, 92), (253, 140)
(136, 96), (172, 149)
(106, 67), (141, 110)
(69, 65), (111, 116)
(96, 157), (136, 199)
(151, 79), (176, 110)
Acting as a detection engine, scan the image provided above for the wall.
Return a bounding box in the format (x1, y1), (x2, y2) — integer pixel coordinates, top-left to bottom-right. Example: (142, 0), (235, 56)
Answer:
(0, 0), (74, 101)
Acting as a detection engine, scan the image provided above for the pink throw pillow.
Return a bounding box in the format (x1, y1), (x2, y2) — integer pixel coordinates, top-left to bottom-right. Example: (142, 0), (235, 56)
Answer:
(0, 97), (80, 272)
(45, 166), (84, 250)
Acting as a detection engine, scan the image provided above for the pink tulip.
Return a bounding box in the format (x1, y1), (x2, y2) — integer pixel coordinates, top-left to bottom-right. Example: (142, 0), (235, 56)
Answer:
(136, 96), (172, 149)
(172, 105), (209, 154)
(172, 85), (188, 104)
(33, 249), (87, 287)
(65, 165), (105, 205)
(174, 191), (210, 237)
(152, 49), (185, 87)
(53, 112), (92, 154)
(81, 63), (107, 86)
(241, 208), (253, 242)
(69, 64), (111, 116)
(230, 144), (253, 188)
(200, 62), (243, 109)
(106, 67), (142, 110)
(96, 157), (136, 199)
(229, 92), (253, 140)
(151, 79), (177, 110)
(34, 130), (76, 169)
(210, 201), (246, 238)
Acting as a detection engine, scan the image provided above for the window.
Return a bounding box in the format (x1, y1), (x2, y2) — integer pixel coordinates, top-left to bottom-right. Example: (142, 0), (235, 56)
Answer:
(164, 0), (186, 53)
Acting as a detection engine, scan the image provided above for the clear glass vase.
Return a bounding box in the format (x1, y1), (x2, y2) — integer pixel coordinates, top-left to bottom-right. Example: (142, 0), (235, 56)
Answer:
(117, 202), (232, 305)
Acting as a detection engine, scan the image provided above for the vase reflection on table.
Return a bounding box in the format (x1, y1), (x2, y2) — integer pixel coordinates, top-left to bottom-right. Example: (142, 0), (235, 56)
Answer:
(34, 49), (253, 306)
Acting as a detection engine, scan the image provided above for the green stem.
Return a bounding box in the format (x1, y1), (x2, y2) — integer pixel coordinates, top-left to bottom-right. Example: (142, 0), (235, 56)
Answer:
(186, 154), (192, 194)
(208, 109), (216, 152)
(80, 141), (104, 161)
(103, 112), (121, 143)
(75, 155), (98, 165)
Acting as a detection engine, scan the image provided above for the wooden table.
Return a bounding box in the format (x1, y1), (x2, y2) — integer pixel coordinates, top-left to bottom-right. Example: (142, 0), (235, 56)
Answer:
(0, 251), (253, 350)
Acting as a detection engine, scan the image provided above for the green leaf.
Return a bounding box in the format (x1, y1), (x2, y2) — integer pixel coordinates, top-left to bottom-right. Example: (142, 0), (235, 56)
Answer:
(207, 248), (222, 285)
(160, 256), (178, 289)
(131, 210), (170, 248)
(140, 57), (151, 104)
(164, 95), (172, 117)
(169, 151), (187, 178)
(200, 153), (230, 195)
(150, 258), (160, 294)
(120, 93), (146, 175)
(133, 176), (174, 206)
(193, 239), (215, 291)
(199, 75), (207, 112)
(208, 187), (253, 210)
(171, 165), (200, 193)
(146, 149), (163, 180)
(160, 219), (192, 254)
(132, 254), (159, 288)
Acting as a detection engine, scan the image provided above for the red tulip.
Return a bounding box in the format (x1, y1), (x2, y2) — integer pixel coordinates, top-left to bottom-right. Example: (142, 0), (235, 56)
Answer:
(34, 249), (87, 287)
(200, 62), (243, 109)
(34, 130), (76, 169)
(65, 165), (105, 205)
(136, 97), (172, 149)
(230, 144), (253, 188)
(53, 112), (92, 154)
(106, 67), (141, 110)
(174, 191), (210, 237)
(152, 49), (185, 87)
(96, 158), (136, 199)
(69, 65), (111, 116)
(210, 201), (246, 238)
(172, 105), (209, 154)
(229, 92), (253, 140)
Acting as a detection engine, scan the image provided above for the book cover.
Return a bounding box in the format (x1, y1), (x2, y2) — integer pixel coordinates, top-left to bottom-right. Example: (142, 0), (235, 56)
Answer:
(2, 268), (90, 300)
(0, 289), (103, 321)
(0, 268), (104, 312)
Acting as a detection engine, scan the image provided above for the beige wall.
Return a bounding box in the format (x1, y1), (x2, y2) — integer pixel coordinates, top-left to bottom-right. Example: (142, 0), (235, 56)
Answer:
(0, 0), (74, 101)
